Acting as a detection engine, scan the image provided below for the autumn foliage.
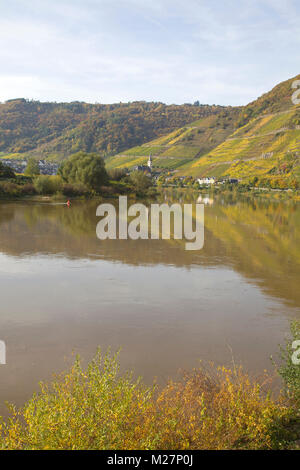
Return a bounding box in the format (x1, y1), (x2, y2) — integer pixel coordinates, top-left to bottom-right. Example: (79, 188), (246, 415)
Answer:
(0, 350), (297, 450)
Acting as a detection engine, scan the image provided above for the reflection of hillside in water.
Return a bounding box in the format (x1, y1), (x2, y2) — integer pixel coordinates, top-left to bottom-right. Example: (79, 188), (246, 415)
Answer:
(0, 196), (300, 308)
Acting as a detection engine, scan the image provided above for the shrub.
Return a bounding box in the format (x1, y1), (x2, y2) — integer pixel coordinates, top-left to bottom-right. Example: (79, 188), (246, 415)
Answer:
(0, 351), (295, 450)
(0, 182), (22, 197)
(33, 176), (63, 195)
(0, 351), (153, 450)
(20, 183), (36, 195)
(62, 183), (89, 197)
(148, 367), (293, 450)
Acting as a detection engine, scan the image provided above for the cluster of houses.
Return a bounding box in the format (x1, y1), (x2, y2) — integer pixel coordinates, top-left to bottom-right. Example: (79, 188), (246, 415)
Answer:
(1, 159), (27, 174)
(37, 160), (59, 175)
(1, 159), (59, 175)
(130, 156), (239, 186)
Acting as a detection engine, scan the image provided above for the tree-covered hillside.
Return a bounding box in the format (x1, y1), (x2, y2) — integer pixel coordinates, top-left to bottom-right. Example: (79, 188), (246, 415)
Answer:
(0, 99), (225, 161)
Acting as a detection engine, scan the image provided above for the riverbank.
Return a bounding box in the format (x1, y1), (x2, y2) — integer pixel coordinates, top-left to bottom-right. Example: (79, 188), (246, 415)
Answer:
(0, 175), (133, 200)
(1, 178), (300, 202)
(0, 171), (160, 201)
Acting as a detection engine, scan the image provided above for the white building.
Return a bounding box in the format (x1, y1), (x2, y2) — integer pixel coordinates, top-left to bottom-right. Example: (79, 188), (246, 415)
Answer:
(197, 177), (216, 186)
(147, 154), (152, 170)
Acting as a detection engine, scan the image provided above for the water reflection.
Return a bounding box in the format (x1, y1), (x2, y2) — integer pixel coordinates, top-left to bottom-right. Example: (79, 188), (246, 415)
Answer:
(0, 196), (299, 307)
(0, 195), (299, 414)
(197, 195), (214, 205)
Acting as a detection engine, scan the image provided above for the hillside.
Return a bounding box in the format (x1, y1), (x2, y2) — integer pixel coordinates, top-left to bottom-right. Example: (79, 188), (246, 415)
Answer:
(105, 108), (240, 172)
(180, 106), (300, 186)
(1, 74), (299, 186)
(107, 74), (300, 186)
(0, 99), (225, 161)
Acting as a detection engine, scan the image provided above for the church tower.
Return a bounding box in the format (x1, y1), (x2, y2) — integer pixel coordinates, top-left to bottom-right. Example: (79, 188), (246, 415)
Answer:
(147, 154), (152, 170)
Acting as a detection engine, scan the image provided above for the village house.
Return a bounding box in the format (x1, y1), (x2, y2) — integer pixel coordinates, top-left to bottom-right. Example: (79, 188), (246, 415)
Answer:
(197, 176), (216, 186)
(132, 164), (151, 174)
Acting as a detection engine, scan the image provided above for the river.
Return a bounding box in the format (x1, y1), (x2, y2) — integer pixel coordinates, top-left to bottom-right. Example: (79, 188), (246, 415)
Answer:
(0, 193), (299, 414)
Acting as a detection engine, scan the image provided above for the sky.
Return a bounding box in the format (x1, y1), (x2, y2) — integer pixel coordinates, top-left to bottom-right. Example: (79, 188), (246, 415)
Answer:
(0, 0), (299, 106)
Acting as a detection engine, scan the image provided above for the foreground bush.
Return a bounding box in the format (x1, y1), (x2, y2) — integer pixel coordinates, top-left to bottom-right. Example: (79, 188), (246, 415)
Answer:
(0, 350), (297, 450)
(0, 351), (153, 450)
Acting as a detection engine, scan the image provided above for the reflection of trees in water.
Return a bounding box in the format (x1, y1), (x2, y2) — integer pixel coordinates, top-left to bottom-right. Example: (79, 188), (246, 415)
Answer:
(0, 197), (300, 308)
(6, 202), (99, 237)
(23, 205), (45, 229)
(202, 198), (300, 308)
(0, 203), (15, 226)
(52, 203), (98, 237)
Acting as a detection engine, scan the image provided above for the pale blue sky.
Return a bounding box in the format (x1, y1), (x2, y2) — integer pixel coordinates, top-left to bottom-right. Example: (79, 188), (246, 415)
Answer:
(0, 0), (299, 105)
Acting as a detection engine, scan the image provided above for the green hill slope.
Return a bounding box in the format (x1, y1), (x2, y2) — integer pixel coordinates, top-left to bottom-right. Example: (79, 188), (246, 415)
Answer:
(107, 74), (300, 187)
(105, 108), (241, 171)
(181, 106), (300, 186)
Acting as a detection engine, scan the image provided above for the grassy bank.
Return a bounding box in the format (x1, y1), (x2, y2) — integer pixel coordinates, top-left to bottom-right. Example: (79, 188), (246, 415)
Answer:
(0, 324), (300, 450)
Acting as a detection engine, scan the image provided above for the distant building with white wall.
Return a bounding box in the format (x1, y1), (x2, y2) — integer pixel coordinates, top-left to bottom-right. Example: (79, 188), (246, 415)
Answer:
(197, 177), (216, 186)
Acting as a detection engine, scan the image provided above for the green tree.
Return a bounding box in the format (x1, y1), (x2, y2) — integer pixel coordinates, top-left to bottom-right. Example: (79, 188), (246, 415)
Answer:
(0, 161), (15, 179)
(58, 152), (108, 191)
(108, 168), (127, 181)
(25, 158), (40, 176)
(129, 170), (152, 195)
(33, 175), (62, 195)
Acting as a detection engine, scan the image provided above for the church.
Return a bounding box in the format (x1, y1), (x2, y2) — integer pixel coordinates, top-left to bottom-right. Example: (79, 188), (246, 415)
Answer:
(133, 154), (152, 174)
